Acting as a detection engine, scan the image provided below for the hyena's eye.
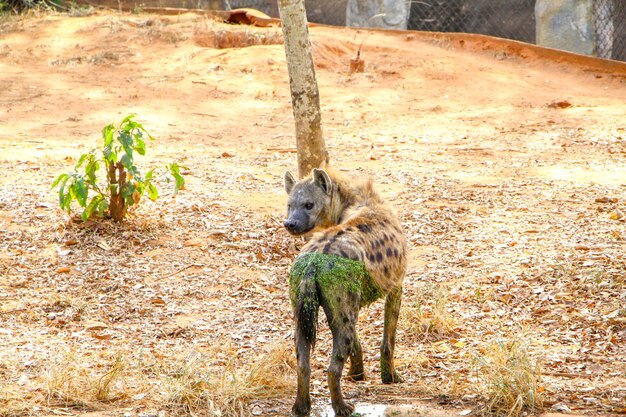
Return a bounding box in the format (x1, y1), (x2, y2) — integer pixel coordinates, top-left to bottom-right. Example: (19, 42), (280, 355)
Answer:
(304, 202), (314, 210)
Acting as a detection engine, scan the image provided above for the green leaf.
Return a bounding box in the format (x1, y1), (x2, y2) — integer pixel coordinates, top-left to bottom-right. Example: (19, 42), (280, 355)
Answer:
(76, 153), (89, 168)
(57, 175), (72, 210)
(83, 194), (104, 221)
(74, 178), (88, 207)
(102, 123), (116, 147)
(85, 157), (100, 185)
(167, 162), (186, 192)
(134, 136), (146, 156)
(147, 183), (158, 201)
(135, 181), (146, 195)
(120, 114), (135, 126)
(145, 169), (154, 181)
(120, 153), (133, 171)
(103, 145), (116, 164)
(120, 115), (140, 133)
(168, 162), (180, 176)
(51, 173), (69, 189)
(98, 198), (108, 217)
(118, 131), (134, 158)
(121, 182), (136, 202)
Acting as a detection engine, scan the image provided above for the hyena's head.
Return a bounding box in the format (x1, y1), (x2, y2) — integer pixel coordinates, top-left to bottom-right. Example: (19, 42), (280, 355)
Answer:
(283, 169), (332, 235)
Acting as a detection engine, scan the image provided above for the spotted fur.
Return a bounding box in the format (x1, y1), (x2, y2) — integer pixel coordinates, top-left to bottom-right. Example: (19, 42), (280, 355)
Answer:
(284, 167), (407, 416)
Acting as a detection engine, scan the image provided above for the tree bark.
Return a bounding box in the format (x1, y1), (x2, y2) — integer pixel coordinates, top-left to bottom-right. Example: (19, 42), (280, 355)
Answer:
(107, 161), (127, 222)
(278, 0), (328, 178)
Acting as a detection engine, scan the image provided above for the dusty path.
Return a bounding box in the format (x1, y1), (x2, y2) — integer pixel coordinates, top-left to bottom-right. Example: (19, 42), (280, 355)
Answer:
(1, 10), (625, 416)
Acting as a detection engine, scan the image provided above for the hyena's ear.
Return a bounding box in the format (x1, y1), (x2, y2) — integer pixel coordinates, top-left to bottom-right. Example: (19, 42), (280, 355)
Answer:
(312, 169), (332, 195)
(284, 171), (297, 194)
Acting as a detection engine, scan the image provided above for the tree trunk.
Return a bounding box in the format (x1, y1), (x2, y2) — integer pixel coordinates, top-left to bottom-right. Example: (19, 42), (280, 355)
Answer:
(107, 161), (127, 222)
(278, 0), (328, 178)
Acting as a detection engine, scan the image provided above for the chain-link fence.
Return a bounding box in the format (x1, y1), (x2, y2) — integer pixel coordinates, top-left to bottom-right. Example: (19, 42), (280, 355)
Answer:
(298, 0), (626, 62)
(408, 0), (535, 43)
(594, 0), (626, 60)
(405, 0), (625, 61)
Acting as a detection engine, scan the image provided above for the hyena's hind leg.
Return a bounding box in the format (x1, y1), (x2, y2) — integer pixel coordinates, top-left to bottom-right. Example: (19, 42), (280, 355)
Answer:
(292, 332), (313, 416)
(381, 287), (402, 384)
(290, 255), (320, 417)
(347, 333), (365, 381)
(319, 287), (360, 416)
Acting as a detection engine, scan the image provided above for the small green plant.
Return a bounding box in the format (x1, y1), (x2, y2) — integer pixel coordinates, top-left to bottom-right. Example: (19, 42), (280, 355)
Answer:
(52, 115), (184, 222)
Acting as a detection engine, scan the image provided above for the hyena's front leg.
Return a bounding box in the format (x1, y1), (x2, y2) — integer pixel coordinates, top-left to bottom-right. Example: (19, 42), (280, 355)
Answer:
(347, 333), (365, 381)
(292, 333), (312, 416)
(381, 287), (402, 384)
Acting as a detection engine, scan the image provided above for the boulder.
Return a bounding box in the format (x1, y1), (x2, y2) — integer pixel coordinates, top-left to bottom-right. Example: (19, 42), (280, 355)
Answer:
(346, 0), (408, 30)
(535, 0), (595, 55)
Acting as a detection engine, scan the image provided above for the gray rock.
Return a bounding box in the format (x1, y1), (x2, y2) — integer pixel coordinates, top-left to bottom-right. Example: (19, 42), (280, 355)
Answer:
(535, 0), (595, 55)
(346, 0), (408, 30)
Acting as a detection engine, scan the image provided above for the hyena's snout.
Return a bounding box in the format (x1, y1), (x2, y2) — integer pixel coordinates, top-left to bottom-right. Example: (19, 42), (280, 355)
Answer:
(283, 218), (299, 234)
(284, 219), (308, 235)
(284, 212), (312, 235)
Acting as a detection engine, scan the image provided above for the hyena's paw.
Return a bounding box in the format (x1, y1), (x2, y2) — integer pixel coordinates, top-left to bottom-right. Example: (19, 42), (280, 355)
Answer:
(292, 399), (311, 416)
(381, 369), (403, 384)
(332, 400), (355, 416)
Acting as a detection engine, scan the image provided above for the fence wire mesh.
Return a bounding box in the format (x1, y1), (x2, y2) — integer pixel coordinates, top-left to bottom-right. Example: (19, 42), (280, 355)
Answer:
(594, 0), (626, 61)
(407, 0), (535, 43)
(296, 0), (626, 62)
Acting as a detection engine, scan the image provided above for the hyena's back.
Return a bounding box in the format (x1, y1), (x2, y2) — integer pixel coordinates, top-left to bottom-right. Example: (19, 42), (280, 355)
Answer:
(301, 201), (407, 294)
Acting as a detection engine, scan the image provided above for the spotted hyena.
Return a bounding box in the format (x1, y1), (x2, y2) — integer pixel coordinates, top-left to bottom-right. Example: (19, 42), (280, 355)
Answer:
(284, 168), (407, 416)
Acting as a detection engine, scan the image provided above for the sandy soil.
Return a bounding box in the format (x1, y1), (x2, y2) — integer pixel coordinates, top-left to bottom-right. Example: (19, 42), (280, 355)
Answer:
(1, 10), (625, 417)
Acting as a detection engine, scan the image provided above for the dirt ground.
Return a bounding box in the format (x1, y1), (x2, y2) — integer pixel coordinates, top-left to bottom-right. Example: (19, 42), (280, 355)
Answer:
(1, 9), (625, 417)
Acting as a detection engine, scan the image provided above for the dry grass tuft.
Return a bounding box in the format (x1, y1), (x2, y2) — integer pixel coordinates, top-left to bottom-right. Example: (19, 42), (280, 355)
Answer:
(0, 13), (25, 34)
(93, 355), (127, 402)
(162, 351), (212, 415)
(247, 341), (296, 397)
(402, 283), (458, 340)
(163, 342), (295, 416)
(43, 349), (128, 409)
(473, 339), (543, 417)
(44, 351), (91, 408)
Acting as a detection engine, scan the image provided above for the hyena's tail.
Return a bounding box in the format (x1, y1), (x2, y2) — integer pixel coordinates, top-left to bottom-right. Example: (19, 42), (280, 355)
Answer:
(290, 254), (321, 348)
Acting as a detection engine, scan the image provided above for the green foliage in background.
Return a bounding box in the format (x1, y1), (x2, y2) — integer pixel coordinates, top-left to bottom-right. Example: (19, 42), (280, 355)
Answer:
(1, 0), (80, 14)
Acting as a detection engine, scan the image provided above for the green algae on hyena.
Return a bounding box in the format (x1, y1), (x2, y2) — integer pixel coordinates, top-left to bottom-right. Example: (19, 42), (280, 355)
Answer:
(290, 252), (384, 312)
